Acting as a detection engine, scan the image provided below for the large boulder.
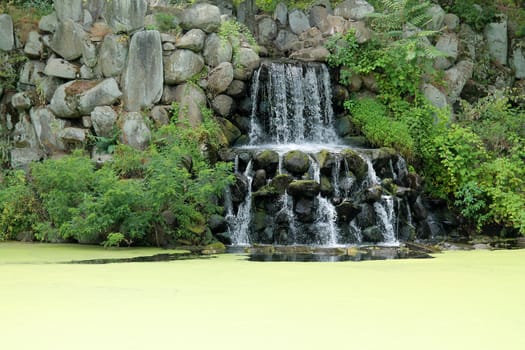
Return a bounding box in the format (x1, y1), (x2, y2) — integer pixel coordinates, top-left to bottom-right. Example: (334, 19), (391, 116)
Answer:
(434, 32), (458, 70)
(233, 47), (261, 80)
(203, 33), (233, 67)
(39, 12), (58, 33)
(82, 39), (98, 68)
(0, 14), (15, 51)
(24, 31), (44, 58)
(10, 148), (43, 169)
(426, 5), (445, 31)
(173, 84), (206, 127)
(212, 94), (234, 117)
(445, 60), (474, 104)
(11, 92), (33, 111)
(274, 30), (299, 52)
(341, 149), (367, 180)
(216, 116), (241, 144)
(309, 5), (329, 29)
(118, 112), (151, 150)
(334, 0), (374, 20)
(91, 106), (117, 138)
(254, 150), (279, 176)
(122, 30), (163, 111)
(44, 58), (79, 79)
(103, 0), (148, 33)
(50, 78), (122, 118)
(98, 34), (129, 77)
(164, 49), (204, 84)
(181, 3), (221, 33)
(484, 18), (508, 65)
(511, 42), (525, 79)
(289, 47), (330, 62)
(208, 62), (234, 96)
(176, 29), (206, 52)
(287, 180), (321, 198)
(257, 16), (277, 46)
(288, 10), (310, 35)
(273, 2), (288, 26)
(49, 19), (87, 60)
(54, 0), (83, 22)
(422, 83), (448, 109)
(19, 61), (45, 87)
(283, 150), (310, 175)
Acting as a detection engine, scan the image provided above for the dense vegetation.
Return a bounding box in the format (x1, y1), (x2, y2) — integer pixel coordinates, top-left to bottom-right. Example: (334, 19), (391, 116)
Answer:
(0, 110), (234, 246)
(327, 0), (525, 236)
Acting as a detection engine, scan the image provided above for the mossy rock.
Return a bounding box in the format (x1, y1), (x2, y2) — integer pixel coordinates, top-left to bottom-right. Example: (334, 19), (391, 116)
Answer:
(254, 150), (279, 176)
(216, 117), (241, 145)
(283, 150), (310, 175)
(269, 174), (294, 194)
(287, 180), (320, 198)
(341, 148), (367, 180)
(316, 150), (335, 172)
(201, 241), (226, 254)
(320, 175), (333, 196)
(362, 226), (383, 243)
(252, 209), (267, 232)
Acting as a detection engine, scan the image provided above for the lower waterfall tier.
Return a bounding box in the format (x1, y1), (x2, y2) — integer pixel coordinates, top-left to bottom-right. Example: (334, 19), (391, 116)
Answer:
(222, 145), (425, 247)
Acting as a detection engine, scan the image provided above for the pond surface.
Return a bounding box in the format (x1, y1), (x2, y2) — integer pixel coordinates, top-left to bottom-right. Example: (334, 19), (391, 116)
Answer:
(1, 242), (524, 350)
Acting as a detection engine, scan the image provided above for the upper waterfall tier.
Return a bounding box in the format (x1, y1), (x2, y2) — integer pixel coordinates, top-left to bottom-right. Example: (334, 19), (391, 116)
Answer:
(248, 62), (340, 146)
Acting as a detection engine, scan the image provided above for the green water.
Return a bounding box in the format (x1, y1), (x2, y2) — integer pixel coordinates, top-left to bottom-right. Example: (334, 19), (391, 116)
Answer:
(1, 242), (524, 350)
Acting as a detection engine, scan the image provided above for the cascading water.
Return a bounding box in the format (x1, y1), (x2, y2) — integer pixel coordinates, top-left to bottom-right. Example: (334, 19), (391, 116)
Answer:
(227, 61), (408, 247)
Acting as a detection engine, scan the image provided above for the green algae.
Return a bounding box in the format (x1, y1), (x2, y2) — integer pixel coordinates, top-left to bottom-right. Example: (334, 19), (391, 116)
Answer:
(0, 243), (524, 350)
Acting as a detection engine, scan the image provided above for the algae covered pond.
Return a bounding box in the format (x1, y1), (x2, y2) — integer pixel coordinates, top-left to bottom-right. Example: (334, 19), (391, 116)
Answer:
(1, 243), (525, 350)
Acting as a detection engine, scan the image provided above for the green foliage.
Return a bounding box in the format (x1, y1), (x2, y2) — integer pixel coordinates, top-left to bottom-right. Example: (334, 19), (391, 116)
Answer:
(0, 170), (41, 241)
(445, 0), (496, 31)
(345, 98), (414, 156)
(154, 12), (180, 33)
(0, 52), (27, 91)
(7, 0), (53, 17)
(102, 232), (126, 248)
(219, 19), (258, 60)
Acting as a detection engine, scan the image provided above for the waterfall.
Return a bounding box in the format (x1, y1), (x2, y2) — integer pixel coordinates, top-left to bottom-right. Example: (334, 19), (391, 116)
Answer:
(227, 61), (407, 247)
(229, 160), (254, 246)
(309, 155), (340, 246)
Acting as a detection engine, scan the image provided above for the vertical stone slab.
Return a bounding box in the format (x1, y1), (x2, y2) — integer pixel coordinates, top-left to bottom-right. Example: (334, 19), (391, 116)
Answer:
(122, 30), (163, 112)
(0, 14), (14, 51)
(103, 0), (148, 33)
(53, 0), (83, 22)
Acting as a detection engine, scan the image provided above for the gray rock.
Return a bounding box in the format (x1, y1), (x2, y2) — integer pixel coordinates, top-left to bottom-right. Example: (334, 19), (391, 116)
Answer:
(422, 83), (448, 109)
(59, 127), (86, 145)
(98, 34), (129, 78)
(103, 0), (148, 33)
(273, 2), (288, 26)
(511, 43), (525, 79)
(24, 32), (44, 58)
(257, 16), (277, 46)
(176, 29), (206, 52)
(91, 106), (117, 137)
(0, 14), (15, 51)
(334, 0), (374, 20)
(216, 116), (240, 143)
(29, 107), (66, 153)
(119, 112), (151, 150)
(233, 47), (260, 80)
(274, 30), (299, 52)
(44, 58), (80, 79)
(320, 15), (347, 36)
(54, 0), (83, 22)
(445, 60), (474, 103)
(289, 10), (311, 35)
(484, 18), (508, 65)
(122, 30), (163, 111)
(50, 78), (122, 118)
(82, 116), (92, 128)
(212, 94), (234, 117)
(284, 150), (310, 175)
(426, 5), (445, 31)
(203, 33), (233, 67)
(39, 12), (58, 33)
(289, 46), (330, 62)
(80, 65), (96, 79)
(347, 20), (371, 43)
(11, 92), (33, 111)
(173, 83), (206, 127)
(18, 60), (46, 86)
(208, 62), (234, 96)
(309, 5), (329, 29)
(164, 49), (204, 84)
(50, 19), (87, 60)
(150, 105), (171, 127)
(226, 79), (245, 96)
(163, 42), (176, 51)
(294, 197), (315, 222)
(434, 32), (459, 70)
(12, 114), (38, 149)
(36, 76), (62, 103)
(82, 39), (98, 68)
(444, 13), (460, 31)
(10, 148), (43, 169)
(160, 33), (177, 43)
(181, 3), (221, 33)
